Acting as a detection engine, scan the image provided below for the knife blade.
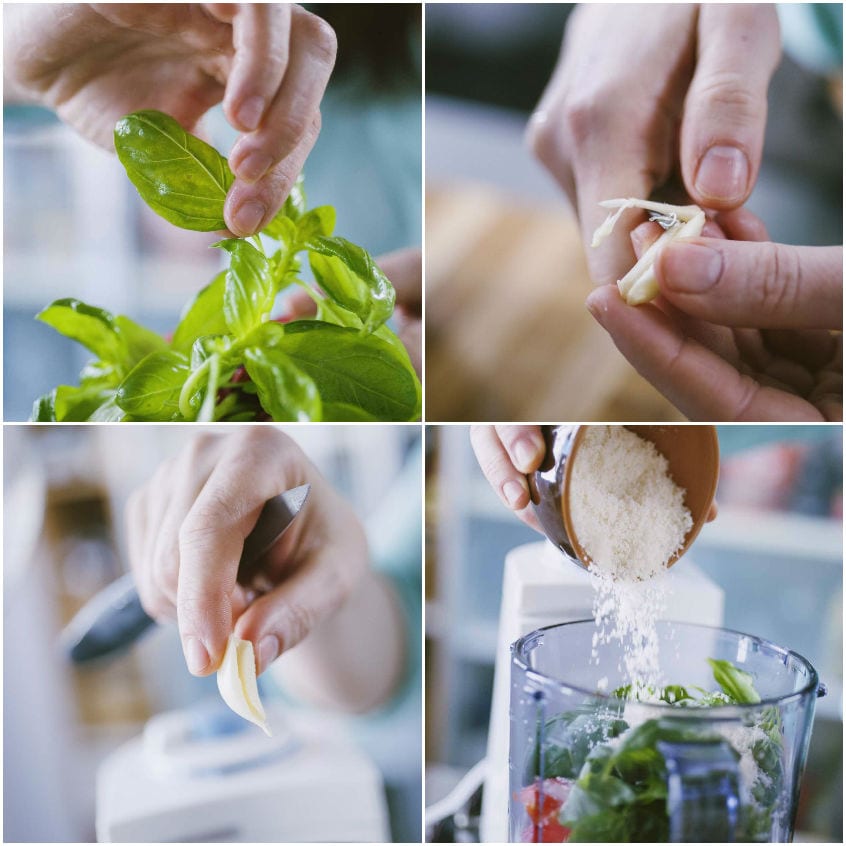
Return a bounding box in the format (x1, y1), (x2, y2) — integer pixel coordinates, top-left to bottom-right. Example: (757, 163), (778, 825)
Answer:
(61, 483), (310, 664)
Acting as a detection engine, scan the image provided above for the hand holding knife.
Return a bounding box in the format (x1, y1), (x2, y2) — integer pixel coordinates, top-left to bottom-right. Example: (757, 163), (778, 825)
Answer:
(61, 484), (311, 664)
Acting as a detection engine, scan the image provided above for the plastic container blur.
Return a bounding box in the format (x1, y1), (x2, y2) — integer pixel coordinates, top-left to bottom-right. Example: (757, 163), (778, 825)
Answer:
(509, 620), (824, 843)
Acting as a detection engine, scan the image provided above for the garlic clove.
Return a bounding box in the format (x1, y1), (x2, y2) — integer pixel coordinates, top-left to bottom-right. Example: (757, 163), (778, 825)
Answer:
(217, 634), (271, 736)
(592, 199), (706, 305)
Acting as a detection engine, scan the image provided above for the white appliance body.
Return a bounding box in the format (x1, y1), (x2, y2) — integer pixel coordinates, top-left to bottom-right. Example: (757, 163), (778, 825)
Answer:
(480, 541), (725, 842)
(97, 704), (389, 842)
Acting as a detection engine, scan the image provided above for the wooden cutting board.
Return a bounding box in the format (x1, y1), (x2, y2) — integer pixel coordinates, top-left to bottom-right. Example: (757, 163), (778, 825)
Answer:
(425, 183), (685, 422)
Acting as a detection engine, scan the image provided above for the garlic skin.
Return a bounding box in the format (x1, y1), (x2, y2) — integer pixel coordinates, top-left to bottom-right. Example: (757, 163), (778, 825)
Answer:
(217, 634), (272, 736)
(592, 199), (706, 305)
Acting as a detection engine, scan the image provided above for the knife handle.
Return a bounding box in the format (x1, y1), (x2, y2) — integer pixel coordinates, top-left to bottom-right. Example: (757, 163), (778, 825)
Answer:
(61, 572), (155, 663)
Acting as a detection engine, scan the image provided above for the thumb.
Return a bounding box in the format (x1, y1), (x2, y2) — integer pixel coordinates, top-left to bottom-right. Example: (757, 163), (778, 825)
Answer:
(656, 239), (843, 330)
(681, 5), (780, 209)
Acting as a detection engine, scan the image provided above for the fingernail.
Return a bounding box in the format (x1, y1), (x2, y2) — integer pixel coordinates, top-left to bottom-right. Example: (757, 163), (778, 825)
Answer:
(514, 436), (542, 472)
(234, 151), (272, 183)
(661, 242), (723, 293)
(258, 635), (279, 673)
(231, 200), (266, 235)
(237, 95), (265, 131)
(694, 145), (749, 204)
(503, 479), (528, 508)
(184, 636), (209, 675)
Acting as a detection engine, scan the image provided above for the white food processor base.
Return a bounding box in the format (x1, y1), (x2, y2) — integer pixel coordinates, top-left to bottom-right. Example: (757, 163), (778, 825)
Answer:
(97, 702), (389, 842)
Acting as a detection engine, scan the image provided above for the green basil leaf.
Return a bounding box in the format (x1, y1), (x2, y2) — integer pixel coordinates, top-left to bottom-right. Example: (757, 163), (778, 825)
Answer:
(79, 359), (123, 389)
(314, 295), (358, 328)
(54, 385), (116, 421)
(37, 298), (124, 362)
(190, 334), (232, 370)
(115, 110), (234, 231)
(296, 206), (335, 242)
(708, 658), (762, 704)
(262, 175), (307, 240)
(115, 315), (167, 365)
(88, 395), (126, 422)
(31, 390), (58, 421)
(216, 239), (275, 337)
(311, 300), (421, 414)
(171, 272), (229, 352)
(115, 350), (190, 420)
(321, 402), (379, 422)
(252, 320), (419, 421)
(263, 215), (299, 249)
(243, 347), (322, 421)
(307, 236), (395, 333)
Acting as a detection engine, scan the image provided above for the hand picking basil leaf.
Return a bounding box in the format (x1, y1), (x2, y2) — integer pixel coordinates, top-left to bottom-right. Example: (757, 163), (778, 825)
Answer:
(115, 110), (234, 231)
(243, 347), (322, 421)
(307, 236), (395, 333)
(115, 351), (190, 420)
(254, 320), (419, 421)
(171, 271), (229, 353)
(215, 239), (275, 338)
(36, 113), (420, 423)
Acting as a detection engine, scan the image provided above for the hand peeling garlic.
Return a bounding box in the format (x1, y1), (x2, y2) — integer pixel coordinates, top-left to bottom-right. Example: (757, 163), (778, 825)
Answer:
(217, 634), (271, 736)
(592, 198), (705, 305)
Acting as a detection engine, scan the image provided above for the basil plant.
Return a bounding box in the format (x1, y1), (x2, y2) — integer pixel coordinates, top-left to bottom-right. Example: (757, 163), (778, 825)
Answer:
(32, 111), (421, 422)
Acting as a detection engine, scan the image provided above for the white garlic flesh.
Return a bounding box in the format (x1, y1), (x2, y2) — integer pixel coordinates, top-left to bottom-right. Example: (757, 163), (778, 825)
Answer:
(592, 198), (706, 305)
(217, 634), (271, 736)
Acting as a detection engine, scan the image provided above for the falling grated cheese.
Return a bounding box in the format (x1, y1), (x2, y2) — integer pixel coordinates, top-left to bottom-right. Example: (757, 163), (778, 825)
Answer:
(570, 426), (692, 690)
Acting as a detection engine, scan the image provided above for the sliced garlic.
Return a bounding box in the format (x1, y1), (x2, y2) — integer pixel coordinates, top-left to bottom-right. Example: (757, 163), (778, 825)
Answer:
(217, 634), (272, 736)
(592, 198), (705, 305)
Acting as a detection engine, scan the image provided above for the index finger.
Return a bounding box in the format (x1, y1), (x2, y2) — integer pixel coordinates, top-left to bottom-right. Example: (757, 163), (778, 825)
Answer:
(217, 3), (292, 132)
(177, 429), (310, 674)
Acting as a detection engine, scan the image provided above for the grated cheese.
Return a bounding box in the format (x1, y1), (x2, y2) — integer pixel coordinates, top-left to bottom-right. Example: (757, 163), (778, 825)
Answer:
(570, 426), (692, 690)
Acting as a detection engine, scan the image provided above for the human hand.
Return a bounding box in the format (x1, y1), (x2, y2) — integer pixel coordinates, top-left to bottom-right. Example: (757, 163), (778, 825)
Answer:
(527, 4), (780, 285)
(4, 3), (336, 237)
(125, 428), (368, 676)
(470, 426), (546, 532)
(471, 425), (721, 528)
(585, 211), (842, 420)
(282, 246), (422, 375)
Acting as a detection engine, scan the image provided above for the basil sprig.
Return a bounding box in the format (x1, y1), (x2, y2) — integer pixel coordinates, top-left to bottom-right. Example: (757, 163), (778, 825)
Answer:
(33, 110), (420, 422)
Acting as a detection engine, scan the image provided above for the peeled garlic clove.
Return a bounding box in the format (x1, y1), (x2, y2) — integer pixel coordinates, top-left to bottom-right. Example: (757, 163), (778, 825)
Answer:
(217, 634), (271, 736)
(592, 199), (706, 306)
(617, 228), (675, 302)
(625, 267), (660, 306)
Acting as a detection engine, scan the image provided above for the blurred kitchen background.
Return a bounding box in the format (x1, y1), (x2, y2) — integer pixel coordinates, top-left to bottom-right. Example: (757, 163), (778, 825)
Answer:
(425, 3), (843, 421)
(4, 424), (422, 842)
(425, 424), (842, 841)
(3, 4), (421, 421)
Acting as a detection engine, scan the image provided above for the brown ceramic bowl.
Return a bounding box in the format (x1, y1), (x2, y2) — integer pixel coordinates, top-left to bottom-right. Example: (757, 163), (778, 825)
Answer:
(529, 425), (720, 570)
